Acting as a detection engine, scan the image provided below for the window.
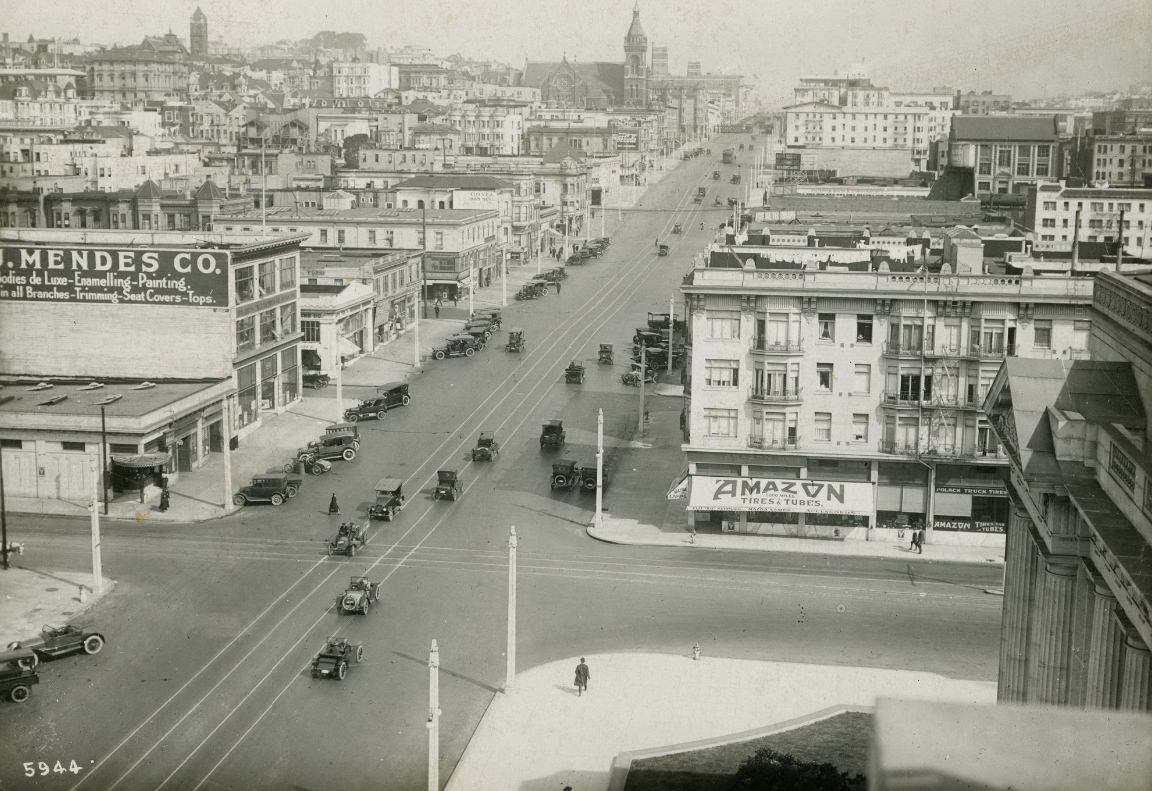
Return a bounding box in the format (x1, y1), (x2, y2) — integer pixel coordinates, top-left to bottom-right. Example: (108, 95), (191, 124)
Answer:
(302, 320), (320, 343)
(434, 231), (444, 250)
(279, 303), (296, 336)
(816, 363), (833, 391)
(706, 310), (740, 339)
(258, 260), (276, 296)
(236, 316), (255, 353)
(61, 441), (86, 451)
(853, 364), (871, 394)
(384, 230), (394, 247)
(319, 229), (328, 244)
(259, 309), (279, 344)
(234, 265), (255, 303)
(278, 256), (296, 290)
(1034, 319), (1052, 349)
(851, 414), (869, 442)
(703, 408), (738, 437)
(856, 314), (873, 343)
(814, 412), (832, 441)
(1108, 442), (1136, 492)
(1072, 320), (1090, 351)
(704, 359), (739, 387)
(0, 439), (23, 449)
(368, 230), (376, 245)
(818, 313), (835, 341)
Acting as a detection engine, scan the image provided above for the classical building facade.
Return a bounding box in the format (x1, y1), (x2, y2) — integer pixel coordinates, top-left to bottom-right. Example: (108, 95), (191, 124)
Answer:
(984, 270), (1152, 711)
(85, 38), (190, 104)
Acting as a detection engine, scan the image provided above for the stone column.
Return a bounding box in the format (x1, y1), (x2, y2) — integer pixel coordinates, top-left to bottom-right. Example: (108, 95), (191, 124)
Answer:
(1119, 629), (1151, 712)
(1029, 557), (1079, 705)
(999, 506), (1039, 703)
(1084, 581), (1125, 709)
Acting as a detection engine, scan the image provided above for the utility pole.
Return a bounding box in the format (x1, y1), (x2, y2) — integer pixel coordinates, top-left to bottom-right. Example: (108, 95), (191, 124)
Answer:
(595, 409), (604, 530)
(88, 460), (103, 594)
(426, 639), (440, 791)
(0, 442), (9, 570)
(222, 396), (233, 511)
(667, 296), (674, 373)
(505, 525), (517, 692)
(100, 405), (109, 515)
(332, 328), (343, 423)
(413, 292), (421, 369)
(638, 342), (647, 437)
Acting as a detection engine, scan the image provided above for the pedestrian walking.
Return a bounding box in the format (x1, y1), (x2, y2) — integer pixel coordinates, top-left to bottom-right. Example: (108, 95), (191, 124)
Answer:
(574, 657), (590, 696)
(433, 301), (441, 319)
(555, 280), (561, 295)
(655, 237), (659, 248)
(908, 530), (917, 551)
(328, 492), (340, 515)
(916, 528), (925, 554)
(158, 485), (170, 512)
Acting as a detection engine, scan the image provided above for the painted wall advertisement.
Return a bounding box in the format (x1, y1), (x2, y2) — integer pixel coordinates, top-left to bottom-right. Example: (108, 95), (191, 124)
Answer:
(688, 476), (873, 515)
(0, 245), (231, 307)
(932, 518), (1006, 533)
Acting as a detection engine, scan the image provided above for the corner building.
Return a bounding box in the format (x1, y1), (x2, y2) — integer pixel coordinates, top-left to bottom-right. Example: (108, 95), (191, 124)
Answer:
(680, 244), (1094, 546)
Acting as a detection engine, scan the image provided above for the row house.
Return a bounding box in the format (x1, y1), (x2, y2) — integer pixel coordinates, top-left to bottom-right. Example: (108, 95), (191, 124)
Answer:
(217, 206), (499, 303)
(190, 99), (247, 144)
(678, 241), (1094, 547)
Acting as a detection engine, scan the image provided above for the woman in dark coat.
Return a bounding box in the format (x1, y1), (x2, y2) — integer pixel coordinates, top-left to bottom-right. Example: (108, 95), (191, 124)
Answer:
(328, 492), (340, 515)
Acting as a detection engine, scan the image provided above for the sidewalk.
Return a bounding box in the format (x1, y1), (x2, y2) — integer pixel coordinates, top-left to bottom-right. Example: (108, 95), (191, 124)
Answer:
(446, 653), (997, 791)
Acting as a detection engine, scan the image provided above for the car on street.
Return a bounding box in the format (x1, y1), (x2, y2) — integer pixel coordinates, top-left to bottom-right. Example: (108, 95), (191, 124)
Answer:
(472, 431), (499, 461)
(0, 665), (39, 703)
(432, 334), (483, 360)
(302, 371), (330, 389)
(328, 522), (369, 556)
(337, 575), (383, 615)
(233, 473), (296, 506)
(540, 419), (566, 449)
(368, 477), (406, 521)
(433, 469), (461, 501)
(296, 432), (358, 464)
(7, 624), (106, 659)
(311, 636), (364, 680)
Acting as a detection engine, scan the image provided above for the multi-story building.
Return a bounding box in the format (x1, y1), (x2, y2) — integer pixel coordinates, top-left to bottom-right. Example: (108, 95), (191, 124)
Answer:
(442, 102), (525, 155)
(984, 269), (1152, 710)
(330, 61), (396, 98)
(85, 40), (190, 104)
(0, 80), (81, 128)
(0, 227), (308, 503)
(1092, 108), (1152, 136)
(391, 174), (513, 264)
(217, 206), (499, 303)
(947, 116), (1060, 197)
(957, 91), (1012, 115)
(1089, 133), (1152, 187)
(1028, 183), (1152, 258)
(677, 237), (1094, 545)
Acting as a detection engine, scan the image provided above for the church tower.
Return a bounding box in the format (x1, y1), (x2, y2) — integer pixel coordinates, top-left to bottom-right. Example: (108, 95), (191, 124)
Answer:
(623, 2), (648, 107)
(190, 7), (208, 59)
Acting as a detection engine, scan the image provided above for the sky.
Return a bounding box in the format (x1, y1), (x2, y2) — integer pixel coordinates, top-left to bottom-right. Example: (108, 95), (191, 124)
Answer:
(7, 0), (1151, 105)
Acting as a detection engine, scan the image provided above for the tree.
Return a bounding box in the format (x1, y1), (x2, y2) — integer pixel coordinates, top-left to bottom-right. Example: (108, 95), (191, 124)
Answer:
(733, 749), (865, 791)
(342, 133), (370, 168)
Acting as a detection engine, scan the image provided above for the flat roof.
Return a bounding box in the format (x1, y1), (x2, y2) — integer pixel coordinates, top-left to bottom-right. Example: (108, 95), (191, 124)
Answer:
(0, 229), (310, 254)
(226, 207), (497, 223)
(0, 378), (227, 420)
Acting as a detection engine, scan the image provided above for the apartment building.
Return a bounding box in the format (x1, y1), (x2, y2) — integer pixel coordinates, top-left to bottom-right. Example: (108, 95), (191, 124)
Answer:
(1029, 183), (1152, 259)
(442, 102), (525, 156)
(1090, 133), (1152, 187)
(679, 240), (1094, 546)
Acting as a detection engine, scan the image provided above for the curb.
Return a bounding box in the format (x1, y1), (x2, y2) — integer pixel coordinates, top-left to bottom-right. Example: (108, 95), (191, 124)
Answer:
(606, 704), (872, 791)
(443, 689), (501, 791)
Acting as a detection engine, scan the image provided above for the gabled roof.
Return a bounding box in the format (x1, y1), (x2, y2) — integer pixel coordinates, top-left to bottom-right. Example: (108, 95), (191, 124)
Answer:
(193, 179), (223, 201)
(521, 61), (625, 101)
(135, 180), (162, 199)
(951, 115), (1058, 142)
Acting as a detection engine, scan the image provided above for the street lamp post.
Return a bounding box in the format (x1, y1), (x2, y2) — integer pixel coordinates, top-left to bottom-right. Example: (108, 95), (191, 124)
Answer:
(0, 442), (9, 570)
(667, 296), (674, 373)
(426, 639), (440, 791)
(88, 460), (103, 595)
(595, 409), (604, 530)
(638, 343), (647, 437)
(505, 525), (517, 692)
(100, 405), (109, 515)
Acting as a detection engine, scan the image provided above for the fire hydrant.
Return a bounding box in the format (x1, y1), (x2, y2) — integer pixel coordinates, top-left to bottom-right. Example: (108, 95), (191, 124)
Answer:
(692, 642), (701, 661)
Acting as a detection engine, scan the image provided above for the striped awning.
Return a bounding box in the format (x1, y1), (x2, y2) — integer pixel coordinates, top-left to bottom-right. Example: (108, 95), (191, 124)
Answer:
(110, 453), (170, 469)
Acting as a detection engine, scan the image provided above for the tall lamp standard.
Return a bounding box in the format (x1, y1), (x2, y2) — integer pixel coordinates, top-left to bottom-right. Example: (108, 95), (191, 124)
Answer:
(0, 442), (9, 570)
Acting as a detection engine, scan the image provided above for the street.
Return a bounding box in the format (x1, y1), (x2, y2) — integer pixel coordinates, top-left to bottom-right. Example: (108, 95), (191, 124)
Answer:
(0, 142), (1002, 791)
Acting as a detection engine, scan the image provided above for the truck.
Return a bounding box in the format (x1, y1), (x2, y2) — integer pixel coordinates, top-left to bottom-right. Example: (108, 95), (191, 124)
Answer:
(696, 186), (707, 198)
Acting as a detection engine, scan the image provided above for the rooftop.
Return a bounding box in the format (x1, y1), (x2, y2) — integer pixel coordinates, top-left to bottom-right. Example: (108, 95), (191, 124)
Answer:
(392, 174), (514, 190)
(0, 378), (227, 420)
(225, 206), (498, 223)
(951, 115), (1059, 142)
(0, 228), (310, 255)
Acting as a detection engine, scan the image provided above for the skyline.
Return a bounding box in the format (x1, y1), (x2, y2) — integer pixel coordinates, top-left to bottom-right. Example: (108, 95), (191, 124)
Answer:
(4, 0), (1151, 104)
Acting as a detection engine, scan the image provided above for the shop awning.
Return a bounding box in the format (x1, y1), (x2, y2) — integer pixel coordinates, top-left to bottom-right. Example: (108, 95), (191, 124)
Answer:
(337, 337), (360, 357)
(666, 470), (689, 500)
(110, 453), (170, 469)
(687, 475), (873, 515)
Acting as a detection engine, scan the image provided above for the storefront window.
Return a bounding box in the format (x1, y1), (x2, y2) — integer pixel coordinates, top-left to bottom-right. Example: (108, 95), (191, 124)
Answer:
(258, 260), (276, 297)
(237, 364), (257, 428)
(280, 348), (299, 404)
(260, 355), (278, 411)
(302, 320), (320, 343)
(236, 316), (255, 354)
(234, 265), (255, 303)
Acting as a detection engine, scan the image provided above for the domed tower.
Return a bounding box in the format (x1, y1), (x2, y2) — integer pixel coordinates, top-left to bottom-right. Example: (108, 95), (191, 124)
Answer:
(623, 2), (648, 107)
(190, 7), (208, 58)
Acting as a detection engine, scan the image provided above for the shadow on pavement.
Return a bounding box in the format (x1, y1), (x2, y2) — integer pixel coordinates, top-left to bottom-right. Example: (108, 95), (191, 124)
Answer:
(391, 649), (502, 694)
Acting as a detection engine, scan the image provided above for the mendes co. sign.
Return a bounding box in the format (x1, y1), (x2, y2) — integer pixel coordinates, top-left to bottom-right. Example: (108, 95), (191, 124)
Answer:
(0, 245), (231, 307)
(688, 476), (874, 515)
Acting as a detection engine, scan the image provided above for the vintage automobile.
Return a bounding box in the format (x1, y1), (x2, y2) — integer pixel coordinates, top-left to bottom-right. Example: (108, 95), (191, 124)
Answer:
(672, 223), (682, 234)
(730, 174), (742, 184)
(464, 318), (495, 339)
(713, 170), (720, 180)
(515, 284), (540, 300)
(283, 457), (332, 476)
(692, 195), (703, 205)
(344, 397), (392, 423)
(621, 362), (658, 386)
(550, 459), (582, 490)
(591, 236), (611, 248)
(506, 328), (525, 353)
(311, 636), (364, 680)
(336, 575), (383, 615)
(0, 646), (38, 671)
(327, 521), (369, 556)
(657, 244), (670, 257)
(432, 334), (482, 360)
(324, 423), (361, 447)
(433, 469), (461, 501)
(634, 328), (667, 348)
(598, 343), (614, 364)
(647, 312), (687, 335)
(539, 419), (566, 449)
(580, 463), (608, 493)
(233, 473), (293, 506)
(367, 478), (405, 521)
(728, 197), (739, 207)
(527, 276), (552, 294)
(472, 431), (500, 461)
(302, 371), (330, 389)
(564, 360), (585, 384)
(462, 325), (491, 348)
(542, 267), (567, 282)
(476, 309), (502, 329)
(296, 432), (358, 464)
(0, 665), (39, 703)
(7, 624), (106, 659)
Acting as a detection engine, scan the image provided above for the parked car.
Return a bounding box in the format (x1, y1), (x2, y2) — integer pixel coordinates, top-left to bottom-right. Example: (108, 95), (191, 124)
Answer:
(303, 371), (330, 389)
(7, 624), (105, 659)
(580, 463), (609, 493)
(311, 636), (364, 680)
(432, 334), (483, 360)
(328, 522), (369, 556)
(344, 397), (392, 423)
(472, 431), (499, 461)
(464, 318), (495, 339)
(0, 665), (39, 703)
(367, 477), (406, 521)
(598, 344), (614, 364)
(433, 469), (461, 501)
(336, 575), (383, 615)
(476, 309), (502, 329)
(540, 419), (566, 449)
(233, 473), (295, 506)
(296, 432), (358, 464)
(550, 460), (582, 490)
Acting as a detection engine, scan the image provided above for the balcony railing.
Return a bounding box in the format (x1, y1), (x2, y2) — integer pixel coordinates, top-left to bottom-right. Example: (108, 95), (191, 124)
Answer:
(965, 343), (1016, 360)
(882, 340), (933, 357)
(748, 437), (799, 450)
(752, 338), (803, 354)
(881, 391), (927, 408)
(878, 439), (921, 455)
(750, 388), (803, 404)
